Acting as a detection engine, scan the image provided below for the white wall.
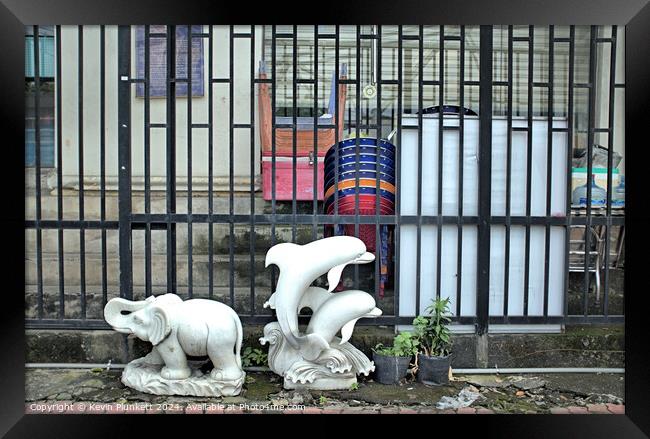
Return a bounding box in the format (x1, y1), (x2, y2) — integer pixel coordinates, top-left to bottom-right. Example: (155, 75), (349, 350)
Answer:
(55, 25), (264, 193)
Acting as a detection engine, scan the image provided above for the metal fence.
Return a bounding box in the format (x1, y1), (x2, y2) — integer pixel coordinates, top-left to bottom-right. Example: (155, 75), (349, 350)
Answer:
(25, 25), (625, 333)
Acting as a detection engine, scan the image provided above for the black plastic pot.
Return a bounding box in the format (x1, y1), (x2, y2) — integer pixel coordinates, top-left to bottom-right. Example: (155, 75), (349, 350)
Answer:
(416, 354), (450, 385)
(372, 352), (411, 385)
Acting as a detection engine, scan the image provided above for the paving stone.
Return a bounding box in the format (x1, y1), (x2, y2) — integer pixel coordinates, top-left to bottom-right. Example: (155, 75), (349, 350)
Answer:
(606, 403), (625, 414)
(204, 405), (226, 414)
(321, 408), (344, 414)
(302, 407), (323, 414)
(587, 404), (610, 414)
(398, 408), (419, 414)
(567, 406), (589, 414)
(476, 408), (494, 414)
(550, 407), (570, 414)
(510, 377), (547, 391)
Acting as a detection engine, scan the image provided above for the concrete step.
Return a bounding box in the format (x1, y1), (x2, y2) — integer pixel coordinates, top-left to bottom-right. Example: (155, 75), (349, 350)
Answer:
(25, 324), (624, 369)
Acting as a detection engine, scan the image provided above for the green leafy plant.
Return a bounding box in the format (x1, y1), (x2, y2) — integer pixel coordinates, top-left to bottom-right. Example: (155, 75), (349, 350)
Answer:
(241, 347), (268, 367)
(348, 382), (359, 391)
(318, 395), (328, 405)
(412, 297), (452, 357)
(372, 331), (419, 357)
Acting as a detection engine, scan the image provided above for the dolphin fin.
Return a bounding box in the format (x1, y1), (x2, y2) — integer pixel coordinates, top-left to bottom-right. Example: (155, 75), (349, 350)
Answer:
(263, 292), (277, 309)
(327, 263), (348, 292)
(298, 333), (330, 361)
(339, 318), (361, 345)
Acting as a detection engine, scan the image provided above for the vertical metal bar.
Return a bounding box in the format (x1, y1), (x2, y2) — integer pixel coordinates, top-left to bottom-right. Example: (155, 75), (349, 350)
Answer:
(56, 25), (65, 317)
(583, 25), (597, 316)
(564, 26), (575, 320)
(503, 25), (513, 317)
(395, 25), (403, 320)
(270, 25), (277, 293)
(313, 26), (319, 241)
(523, 25), (534, 316)
(416, 25), (424, 314)
(291, 25), (297, 243)
(118, 25), (133, 300)
(456, 25), (465, 317)
(187, 25), (193, 299)
(250, 25), (256, 315)
(229, 26), (235, 307)
(354, 25), (361, 289)
(603, 25), (618, 317)
(144, 25), (152, 298)
(334, 25), (340, 225)
(374, 25), (382, 301)
(166, 26), (177, 294)
(78, 26), (86, 318)
(543, 26), (555, 317)
(477, 25), (493, 335)
(208, 25), (214, 300)
(435, 26), (444, 304)
(33, 25), (44, 319)
(100, 25), (108, 306)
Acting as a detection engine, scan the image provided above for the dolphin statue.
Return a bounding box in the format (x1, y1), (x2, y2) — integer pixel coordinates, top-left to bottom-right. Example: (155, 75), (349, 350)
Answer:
(264, 236), (375, 354)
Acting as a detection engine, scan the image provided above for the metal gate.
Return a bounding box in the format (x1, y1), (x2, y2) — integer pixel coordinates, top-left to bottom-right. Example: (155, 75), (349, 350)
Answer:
(25, 25), (625, 332)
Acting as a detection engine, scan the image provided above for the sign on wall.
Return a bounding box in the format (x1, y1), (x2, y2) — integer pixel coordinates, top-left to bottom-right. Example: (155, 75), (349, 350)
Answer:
(135, 25), (204, 97)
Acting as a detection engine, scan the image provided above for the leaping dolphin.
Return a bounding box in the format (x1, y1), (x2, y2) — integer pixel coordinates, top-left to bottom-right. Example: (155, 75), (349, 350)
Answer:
(264, 236), (375, 352)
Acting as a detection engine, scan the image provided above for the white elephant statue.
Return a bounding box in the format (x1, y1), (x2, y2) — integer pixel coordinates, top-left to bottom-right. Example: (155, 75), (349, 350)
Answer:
(104, 293), (245, 396)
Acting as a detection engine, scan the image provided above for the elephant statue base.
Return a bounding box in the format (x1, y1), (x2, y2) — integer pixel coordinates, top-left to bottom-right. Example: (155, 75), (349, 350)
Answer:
(121, 357), (245, 397)
(260, 321), (376, 391)
(104, 293), (246, 397)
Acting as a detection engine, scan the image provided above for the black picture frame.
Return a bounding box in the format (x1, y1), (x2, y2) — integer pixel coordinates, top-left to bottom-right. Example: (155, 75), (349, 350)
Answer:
(2, 0), (649, 436)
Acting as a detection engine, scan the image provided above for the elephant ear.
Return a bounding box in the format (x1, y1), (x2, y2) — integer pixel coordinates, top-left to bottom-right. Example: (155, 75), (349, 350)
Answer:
(149, 306), (171, 346)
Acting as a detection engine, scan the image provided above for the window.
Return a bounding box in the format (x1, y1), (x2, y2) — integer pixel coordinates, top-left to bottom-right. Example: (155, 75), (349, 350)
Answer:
(25, 25), (55, 167)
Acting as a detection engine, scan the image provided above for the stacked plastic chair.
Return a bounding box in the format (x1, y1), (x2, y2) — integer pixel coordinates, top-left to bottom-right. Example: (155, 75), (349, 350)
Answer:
(323, 137), (397, 297)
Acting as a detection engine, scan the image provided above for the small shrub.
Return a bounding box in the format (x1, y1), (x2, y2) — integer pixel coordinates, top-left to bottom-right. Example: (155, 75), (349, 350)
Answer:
(372, 331), (419, 357)
(241, 347), (268, 367)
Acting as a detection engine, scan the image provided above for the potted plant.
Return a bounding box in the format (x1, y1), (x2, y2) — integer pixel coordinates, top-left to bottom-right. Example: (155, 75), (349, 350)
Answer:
(372, 331), (419, 385)
(413, 297), (452, 385)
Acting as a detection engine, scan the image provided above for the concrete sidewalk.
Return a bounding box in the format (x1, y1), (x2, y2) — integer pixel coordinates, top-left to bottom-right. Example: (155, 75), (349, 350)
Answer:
(24, 368), (624, 415)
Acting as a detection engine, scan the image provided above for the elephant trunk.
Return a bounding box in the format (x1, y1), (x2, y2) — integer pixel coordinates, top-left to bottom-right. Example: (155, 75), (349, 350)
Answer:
(104, 298), (148, 333)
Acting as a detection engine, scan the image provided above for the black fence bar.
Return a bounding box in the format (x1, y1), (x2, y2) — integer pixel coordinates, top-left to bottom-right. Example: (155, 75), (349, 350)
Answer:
(118, 25), (133, 300)
(353, 25), (361, 290)
(166, 26), (177, 294)
(291, 25), (298, 243)
(394, 25), (403, 327)
(374, 25), (382, 302)
(564, 26), (576, 320)
(33, 26), (44, 319)
(584, 26), (598, 316)
(477, 25), (493, 335)
(250, 25), (257, 315)
(543, 26), (555, 317)
(100, 25), (108, 307)
(229, 25), (235, 307)
(415, 25), (424, 314)
(208, 25), (214, 300)
(522, 25), (534, 316)
(503, 25), (514, 317)
(78, 26), (87, 318)
(55, 25), (65, 319)
(312, 25), (319, 242)
(144, 25), (152, 298)
(187, 25), (194, 299)
(434, 25), (443, 305)
(603, 26), (618, 317)
(270, 25), (277, 293)
(456, 25), (465, 317)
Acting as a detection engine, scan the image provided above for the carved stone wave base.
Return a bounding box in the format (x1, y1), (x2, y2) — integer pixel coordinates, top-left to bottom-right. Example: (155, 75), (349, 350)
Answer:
(284, 376), (357, 391)
(121, 357), (245, 397)
(261, 322), (375, 391)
